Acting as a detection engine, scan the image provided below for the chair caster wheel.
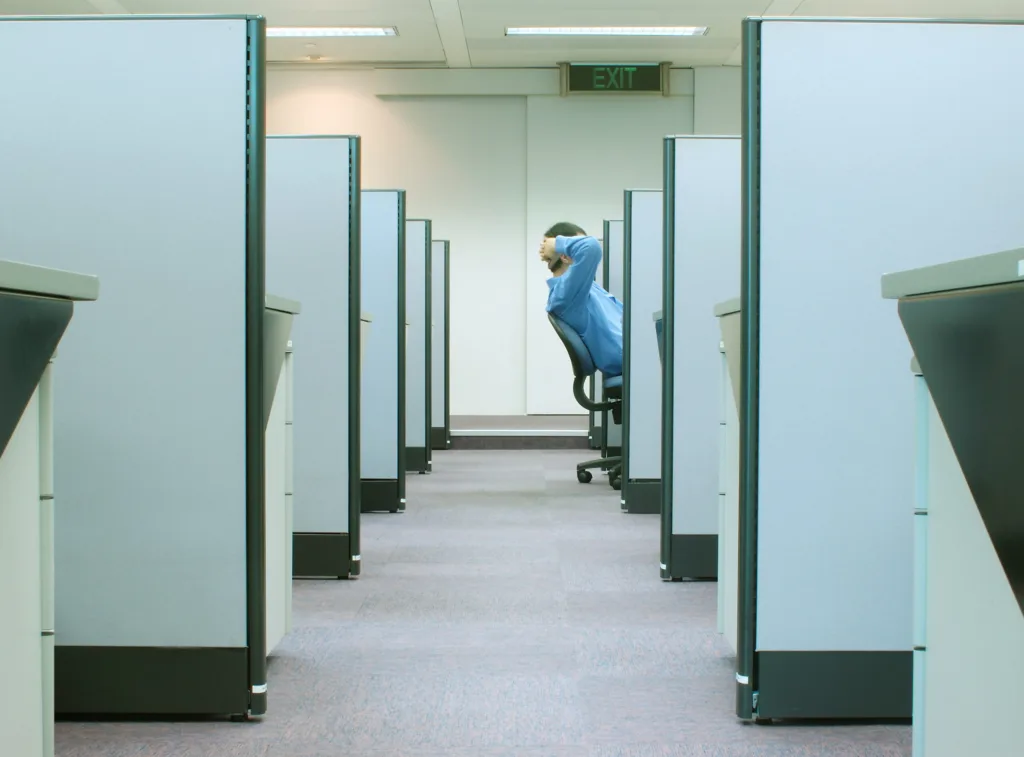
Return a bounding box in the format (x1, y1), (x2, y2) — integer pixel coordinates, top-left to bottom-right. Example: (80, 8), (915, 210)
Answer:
(610, 476), (621, 491)
(577, 469), (593, 484)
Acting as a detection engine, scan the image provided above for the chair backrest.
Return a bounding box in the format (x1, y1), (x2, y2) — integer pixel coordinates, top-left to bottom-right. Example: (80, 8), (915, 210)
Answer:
(548, 311), (598, 378)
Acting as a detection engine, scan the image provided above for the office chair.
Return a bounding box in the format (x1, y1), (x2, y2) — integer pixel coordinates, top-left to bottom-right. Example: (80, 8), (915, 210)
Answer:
(547, 313), (623, 490)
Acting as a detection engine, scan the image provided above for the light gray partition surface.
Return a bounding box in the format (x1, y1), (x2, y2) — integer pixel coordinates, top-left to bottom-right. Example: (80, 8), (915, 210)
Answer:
(361, 190), (402, 479)
(430, 240), (448, 432)
(405, 220), (429, 450)
(266, 136), (356, 534)
(669, 136), (741, 535)
(604, 220), (624, 450)
(0, 17), (251, 646)
(625, 191), (663, 480)
(753, 18), (1024, 652)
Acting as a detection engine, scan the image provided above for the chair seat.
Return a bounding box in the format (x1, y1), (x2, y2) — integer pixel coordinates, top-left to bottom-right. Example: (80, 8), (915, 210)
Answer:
(604, 375), (622, 389)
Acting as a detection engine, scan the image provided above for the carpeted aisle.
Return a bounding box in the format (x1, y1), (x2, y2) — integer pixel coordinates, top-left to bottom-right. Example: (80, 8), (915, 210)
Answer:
(57, 450), (910, 756)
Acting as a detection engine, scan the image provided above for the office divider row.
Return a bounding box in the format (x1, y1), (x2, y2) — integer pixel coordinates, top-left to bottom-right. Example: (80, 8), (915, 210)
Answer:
(430, 240), (451, 450)
(601, 220), (624, 461)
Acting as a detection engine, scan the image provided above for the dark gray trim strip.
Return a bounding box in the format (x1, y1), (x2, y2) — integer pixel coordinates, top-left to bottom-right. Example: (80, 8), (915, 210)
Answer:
(590, 425), (604, 449)
(668, 534), (718, 580)
(736, 17), (762, 721)
(348, 137), (363, 576)
(660, 136), (677, 580)
(0, 292), (72, 458)
(396, 193), (408, 509)
(756, 651), (912, 720)
(244, 16), (268, 719)
(361, 479), (401, 513)
(430, 426), (448, 450)
(405, 446), (429, 473)
(293, 532), (351, 578)
(55, 646), (249, 716)
(623, 479), (661, 514)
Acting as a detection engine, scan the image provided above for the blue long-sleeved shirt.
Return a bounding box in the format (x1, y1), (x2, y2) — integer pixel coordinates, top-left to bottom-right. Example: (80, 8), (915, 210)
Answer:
(546, 235), (623, 377)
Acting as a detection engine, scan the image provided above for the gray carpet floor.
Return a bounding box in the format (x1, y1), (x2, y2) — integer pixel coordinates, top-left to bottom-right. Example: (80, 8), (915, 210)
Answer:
(57, 450), (911, 756)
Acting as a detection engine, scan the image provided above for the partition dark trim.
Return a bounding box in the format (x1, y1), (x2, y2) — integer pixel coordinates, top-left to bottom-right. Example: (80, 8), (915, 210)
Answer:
(755, 651), (912, 720)
(292, 533), (351, 579)
(660, 136), (677, 579)
(622, 479), (661, 515)
(243, 16), (268, 718)
(669, 534), (718, 579)
(736, 16), (762, 721)
(601, 220), (613, 459)
(55, 647), (249, 716)
(396, 193), (408, 507)
(347, 137), (363, 574)
(0, 293), (72, 458)
(361, 480), (401, 513)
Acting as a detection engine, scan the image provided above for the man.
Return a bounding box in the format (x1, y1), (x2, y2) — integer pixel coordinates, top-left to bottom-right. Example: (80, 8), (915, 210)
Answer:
(539, 222), (623, 377)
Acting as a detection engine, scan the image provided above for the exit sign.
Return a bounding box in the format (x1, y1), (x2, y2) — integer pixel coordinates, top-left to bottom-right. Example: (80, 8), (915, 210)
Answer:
(567, 63), (664, 93)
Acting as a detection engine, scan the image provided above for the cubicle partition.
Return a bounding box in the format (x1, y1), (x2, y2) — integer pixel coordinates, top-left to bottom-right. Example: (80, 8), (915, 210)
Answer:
(266, 135), (362, 578)
(735, 17), (1024, 721)
(601, 220), (624, 460)
(405, 219), (432, 473)
(882, 249), (1024, 757)
(430, 240), (451, 450)
(0, 15), (270, 717)
(0, 262), (98, 757)
(660, 136), (740, 581)
(622, 191), (663, 515)
(361, 190), (406, 512)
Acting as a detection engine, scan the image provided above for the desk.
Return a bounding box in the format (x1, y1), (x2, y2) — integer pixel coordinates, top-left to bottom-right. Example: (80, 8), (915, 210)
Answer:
(713, 297), (741, 653)
(883, 247), (1024, 757)
(263, 295), (299, 655)
(0, 260), (98, 757)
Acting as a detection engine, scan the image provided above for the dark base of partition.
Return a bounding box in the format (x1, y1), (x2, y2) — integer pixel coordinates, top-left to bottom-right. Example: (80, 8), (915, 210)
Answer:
(452, 435), (589, 450)
(664, 534), (718, 580)
(755, 650), (913, 720)
(293, 532), (353, 578)
(623, 479), (661, 514)
(361, 479), (402, 513)
(430, 427), (449, 450)
(55, 646), (249, 717)
(589, 425), (604, 450)
(406, 446), (429, 473)
(605, 445), (622, 457)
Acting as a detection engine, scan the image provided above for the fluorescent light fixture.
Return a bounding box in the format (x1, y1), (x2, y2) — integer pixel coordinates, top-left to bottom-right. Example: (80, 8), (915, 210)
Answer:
(267, 27), (398, 38)
(506, 26), (707, 37)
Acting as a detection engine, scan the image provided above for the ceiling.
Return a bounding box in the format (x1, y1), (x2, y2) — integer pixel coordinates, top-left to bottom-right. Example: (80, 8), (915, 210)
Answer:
(2, 0), (1024, 67)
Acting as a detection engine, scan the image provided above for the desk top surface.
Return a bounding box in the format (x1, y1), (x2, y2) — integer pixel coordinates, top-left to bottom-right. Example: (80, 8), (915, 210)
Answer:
(265, 294), (301, 315)
(713, 296), (741, 317)
(0, 259), (99, 301)
(652, 310), (663, 322)
(882, 247), (1024, 299)
(361, 312), (372, 323)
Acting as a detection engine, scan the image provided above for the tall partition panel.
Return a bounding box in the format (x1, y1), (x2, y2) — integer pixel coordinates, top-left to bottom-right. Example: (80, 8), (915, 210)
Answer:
(737, 17), (1024, 721)
(0, 16), (269, 717)
(661, 136), (740, 581)
(405, 219), (432, 474)
(602, 220), (624, 460)
(622, 190), (663, 516)
(361, 190), (406, 512)
(430, 240), (450, 450)
(266, 135), (361, 579)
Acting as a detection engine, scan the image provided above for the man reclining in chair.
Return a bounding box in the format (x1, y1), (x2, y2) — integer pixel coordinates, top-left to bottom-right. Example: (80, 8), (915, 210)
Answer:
(538, 222), (623, 377)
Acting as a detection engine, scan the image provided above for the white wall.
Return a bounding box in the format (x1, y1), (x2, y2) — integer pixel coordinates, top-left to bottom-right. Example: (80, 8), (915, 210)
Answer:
(267, 66), (737, 415)
(694, 67), (742, 134)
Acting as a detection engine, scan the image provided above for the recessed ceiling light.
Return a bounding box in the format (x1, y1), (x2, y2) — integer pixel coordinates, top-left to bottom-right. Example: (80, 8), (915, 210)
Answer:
(267, 27), (398, 38)
(505, 26), (708, 37)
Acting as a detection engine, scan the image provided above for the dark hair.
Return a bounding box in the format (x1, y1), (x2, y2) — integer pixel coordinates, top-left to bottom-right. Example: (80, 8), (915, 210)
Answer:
(544, 222), (586, 238)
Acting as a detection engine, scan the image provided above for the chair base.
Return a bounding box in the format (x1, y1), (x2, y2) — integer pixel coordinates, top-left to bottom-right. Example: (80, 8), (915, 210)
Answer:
(576, 456), (622, 490)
